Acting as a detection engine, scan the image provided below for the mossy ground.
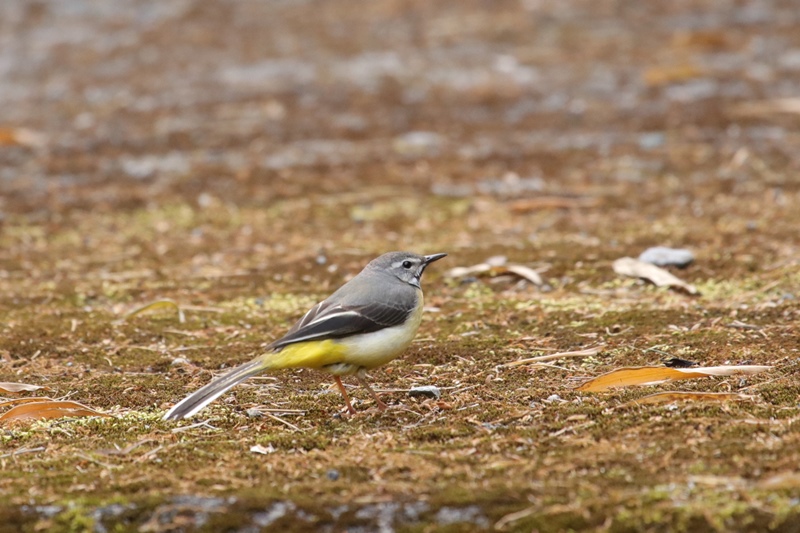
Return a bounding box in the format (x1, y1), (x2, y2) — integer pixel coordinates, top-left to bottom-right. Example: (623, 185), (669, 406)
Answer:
(3, 0), (800, 531)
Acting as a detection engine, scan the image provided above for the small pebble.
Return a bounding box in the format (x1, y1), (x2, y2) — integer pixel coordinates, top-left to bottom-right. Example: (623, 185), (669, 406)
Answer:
(545, 394), (561, 403)
(638, 246), (695, 268)
(663, 357), (697, 368)
(245, 408), (262, 418)
(392, 131), (445, 156)
(408, 386), (441, 399)
(326, 469), (340, 481)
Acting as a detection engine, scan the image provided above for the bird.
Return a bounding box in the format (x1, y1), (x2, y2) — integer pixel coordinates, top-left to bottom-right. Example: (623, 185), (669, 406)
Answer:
(163, 251), (447, 419)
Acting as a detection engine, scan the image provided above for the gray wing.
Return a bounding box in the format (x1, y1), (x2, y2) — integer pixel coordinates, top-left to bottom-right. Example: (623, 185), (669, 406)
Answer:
(269, 300), (414, 350)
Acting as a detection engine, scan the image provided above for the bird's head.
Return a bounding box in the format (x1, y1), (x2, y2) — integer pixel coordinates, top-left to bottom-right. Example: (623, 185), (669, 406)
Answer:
(369, 251), (447, 288)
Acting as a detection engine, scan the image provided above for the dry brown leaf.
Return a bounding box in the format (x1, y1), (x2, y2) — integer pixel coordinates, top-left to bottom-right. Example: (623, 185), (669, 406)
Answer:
(120, 299), (186, 323)
(0, 397), (57, 408)
(0, 400), (112, 424)
(576, 365), (771, 392)
(0, 127), (46, 147)
(627, 391), (754, 405)
(0, 382), (49, 394)
(503, 264), (545, 286)
(613, 257), (698, 295)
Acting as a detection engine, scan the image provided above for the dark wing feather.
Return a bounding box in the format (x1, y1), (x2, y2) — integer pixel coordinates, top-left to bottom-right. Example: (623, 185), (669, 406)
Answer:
(270, 301), (412, 350)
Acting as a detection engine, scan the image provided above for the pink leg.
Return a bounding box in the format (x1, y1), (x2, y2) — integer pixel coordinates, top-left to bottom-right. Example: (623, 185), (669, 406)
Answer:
(333, 376), (356, 414)
(356, 374), (388, 411)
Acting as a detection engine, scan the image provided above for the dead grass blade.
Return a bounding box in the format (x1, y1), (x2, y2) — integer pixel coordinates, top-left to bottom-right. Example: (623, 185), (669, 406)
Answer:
(97, 438), (158, 456)
(0, 400), (112, 424)
(0, 445), (48, 459)
(626, 391), (755, 405)
(508, 196), (601, 212)
(576, 365), (772, 392)
(494, 506), (537, 530)
(613, 257), (698, 295)
(0, 382), (49, 394)
(119, 299), (185, 323)
(500, 345), (605, 369)
(759, 472), (800, 489)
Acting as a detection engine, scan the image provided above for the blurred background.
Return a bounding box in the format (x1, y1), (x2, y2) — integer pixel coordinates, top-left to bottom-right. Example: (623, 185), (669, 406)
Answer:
(3, 0), (798, 227)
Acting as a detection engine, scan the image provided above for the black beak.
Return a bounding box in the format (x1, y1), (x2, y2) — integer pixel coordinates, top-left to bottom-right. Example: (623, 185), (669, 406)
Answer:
(414, 253), (447, 286)
(423, 253), (447, 265)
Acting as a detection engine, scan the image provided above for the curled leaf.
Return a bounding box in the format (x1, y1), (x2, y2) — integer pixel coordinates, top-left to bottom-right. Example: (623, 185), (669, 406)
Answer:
(250, 443), (276, 455)
(503, 264), (545, 286)
(613, 257), (698, 295)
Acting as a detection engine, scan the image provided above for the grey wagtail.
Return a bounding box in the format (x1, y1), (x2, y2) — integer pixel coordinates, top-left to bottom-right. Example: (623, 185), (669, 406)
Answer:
(163, 251), (446, 419)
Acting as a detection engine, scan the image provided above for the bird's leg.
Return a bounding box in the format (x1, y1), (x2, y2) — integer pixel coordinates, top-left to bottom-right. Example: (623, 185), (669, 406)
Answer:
(333, 376), (357, 415)
(356, 372), (388, 411)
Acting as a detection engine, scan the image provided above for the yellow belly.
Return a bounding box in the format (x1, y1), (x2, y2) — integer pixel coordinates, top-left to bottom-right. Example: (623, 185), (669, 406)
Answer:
(336, 298), (424, 369)
(265, 295), (424, 373)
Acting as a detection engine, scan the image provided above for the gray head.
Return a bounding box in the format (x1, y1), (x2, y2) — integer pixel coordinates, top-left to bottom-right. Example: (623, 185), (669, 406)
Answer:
(366, 251), (447, 289)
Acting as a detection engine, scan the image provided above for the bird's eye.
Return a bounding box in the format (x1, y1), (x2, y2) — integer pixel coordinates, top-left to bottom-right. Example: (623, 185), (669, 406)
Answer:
(402, 260), (413, 269)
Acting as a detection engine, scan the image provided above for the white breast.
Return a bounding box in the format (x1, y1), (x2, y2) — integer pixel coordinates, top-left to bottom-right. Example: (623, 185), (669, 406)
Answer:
(335, 294), (424, 370)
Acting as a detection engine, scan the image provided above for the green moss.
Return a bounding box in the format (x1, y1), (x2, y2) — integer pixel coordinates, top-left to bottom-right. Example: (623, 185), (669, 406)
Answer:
(52, 505), (95, 533)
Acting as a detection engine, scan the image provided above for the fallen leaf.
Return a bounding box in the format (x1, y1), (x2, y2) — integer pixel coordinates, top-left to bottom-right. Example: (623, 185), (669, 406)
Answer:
(250, 443), (276, 455)
(576, 365), (771, 392)
(626, 391), (754, 405)
(503, 264), (545, 286)
(119, 299), (185, 323)
(0, 382), (49, 394)
(446, 257), (549, 287)
(613, 257), (699, 295)
(0, 397), (57, 408)
(0, 127), (46, 147)
(0, 400), (112, 424)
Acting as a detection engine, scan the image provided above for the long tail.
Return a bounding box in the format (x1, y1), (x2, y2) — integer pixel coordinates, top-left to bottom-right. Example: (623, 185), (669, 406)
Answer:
(163, 359), (265, 420)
